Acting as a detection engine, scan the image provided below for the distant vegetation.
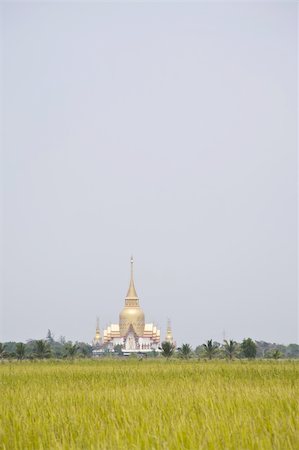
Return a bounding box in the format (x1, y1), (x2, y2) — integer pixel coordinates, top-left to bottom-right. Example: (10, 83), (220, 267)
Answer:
(1, 330), (298, 360)
(0, 330), (92, 361)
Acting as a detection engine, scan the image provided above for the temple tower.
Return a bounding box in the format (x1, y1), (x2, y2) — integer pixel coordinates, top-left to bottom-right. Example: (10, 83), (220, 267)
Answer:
(93, 317), (102, 347)
(165, 319), (174, 345)
(119, 257), (145, 336)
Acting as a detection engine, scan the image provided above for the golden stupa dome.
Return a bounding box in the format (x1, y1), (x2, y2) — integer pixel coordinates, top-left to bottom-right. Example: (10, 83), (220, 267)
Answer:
(119, 257), (145, 337)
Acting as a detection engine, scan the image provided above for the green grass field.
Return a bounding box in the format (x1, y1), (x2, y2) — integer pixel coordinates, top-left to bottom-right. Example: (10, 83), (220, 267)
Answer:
(0, 359), (298, 449)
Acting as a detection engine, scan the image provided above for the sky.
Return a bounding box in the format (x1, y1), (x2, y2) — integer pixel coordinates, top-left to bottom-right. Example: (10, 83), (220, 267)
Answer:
(0, 2), (297, 346)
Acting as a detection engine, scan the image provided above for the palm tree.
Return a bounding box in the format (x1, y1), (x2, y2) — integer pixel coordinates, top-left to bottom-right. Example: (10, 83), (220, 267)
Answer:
(203, 340), (218, 360)
(161, 341), (175, 359)
(16, 343), (26, 360)
(178, 343), (192, 359)
(223, 340), (237, 360)
(64, 343), (78, 359)
(33, 340), (51, 359)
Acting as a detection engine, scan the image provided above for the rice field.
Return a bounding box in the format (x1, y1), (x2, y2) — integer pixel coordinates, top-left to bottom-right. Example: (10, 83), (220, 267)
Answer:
(0, 359), (298, 449)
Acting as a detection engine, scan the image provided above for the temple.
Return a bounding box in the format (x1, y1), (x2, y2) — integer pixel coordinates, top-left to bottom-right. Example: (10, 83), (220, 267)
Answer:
(93, 257), (161, 354)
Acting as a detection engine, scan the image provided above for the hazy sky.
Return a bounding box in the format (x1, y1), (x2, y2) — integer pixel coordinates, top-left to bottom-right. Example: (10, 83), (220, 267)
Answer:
(0, 2), (297, 346)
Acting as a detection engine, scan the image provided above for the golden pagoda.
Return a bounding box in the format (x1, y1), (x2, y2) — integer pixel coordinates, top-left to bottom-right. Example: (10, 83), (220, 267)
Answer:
(165, 319), (175, 346)
(119, 257), (145, 336)
(92, 317), (101, 347)
(103, 257), (160, 353)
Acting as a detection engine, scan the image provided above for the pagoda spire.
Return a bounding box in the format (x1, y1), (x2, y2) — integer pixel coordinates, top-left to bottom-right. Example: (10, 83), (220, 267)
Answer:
(93, 316), (101, 347)
(126, 256), (139, 301)
(165, 319), (174, 344)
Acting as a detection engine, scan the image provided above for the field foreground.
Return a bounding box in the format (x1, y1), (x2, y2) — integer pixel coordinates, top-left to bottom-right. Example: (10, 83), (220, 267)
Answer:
(0, 360), (298, 449)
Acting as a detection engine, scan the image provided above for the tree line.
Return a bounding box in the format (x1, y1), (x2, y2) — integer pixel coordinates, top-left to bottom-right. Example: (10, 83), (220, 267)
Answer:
(0, 330), (298, 360)
(161, 338), (299, 360)
(0, 330), (92, 360)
